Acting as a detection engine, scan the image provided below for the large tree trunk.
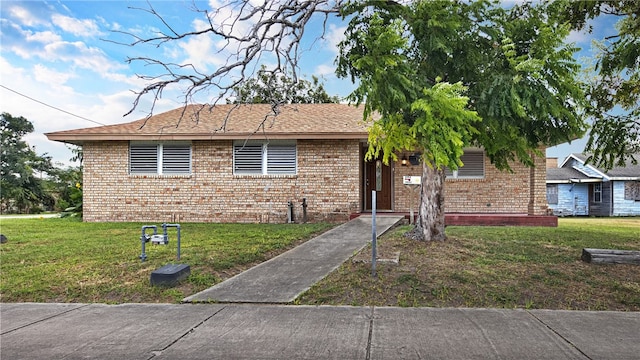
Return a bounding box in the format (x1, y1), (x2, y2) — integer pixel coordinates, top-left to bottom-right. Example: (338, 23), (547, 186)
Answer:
(407, 161), (447, 241)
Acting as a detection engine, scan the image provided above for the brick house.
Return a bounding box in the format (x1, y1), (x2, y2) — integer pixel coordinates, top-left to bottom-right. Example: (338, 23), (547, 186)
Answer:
(46, 104), (551, 224)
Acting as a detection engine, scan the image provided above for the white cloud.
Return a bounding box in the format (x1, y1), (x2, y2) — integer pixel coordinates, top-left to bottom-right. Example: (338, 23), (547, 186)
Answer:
(315, 64), (336, 76)
(51, 14), (101, 37)
(102, 71), (145, 88)
(324, 24), (346, 55)
(32, 64), (75, 89)
(2, 22), (122, 75)
(567, 30), (591, 45)
(7, 4), (47, 27)
(95, 89), (179, 124)
(178, 32), (225, 71)
(207, 0), (254, 38)
(26, 29), (62, 43)
(42, 41), (123, 72)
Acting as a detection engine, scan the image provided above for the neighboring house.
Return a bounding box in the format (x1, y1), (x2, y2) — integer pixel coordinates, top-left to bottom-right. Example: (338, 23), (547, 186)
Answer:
(46, 104), (550, 224)
(546, 153), (640, 216)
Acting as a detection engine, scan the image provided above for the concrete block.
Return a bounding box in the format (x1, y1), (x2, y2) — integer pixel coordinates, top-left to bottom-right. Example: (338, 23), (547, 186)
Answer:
(150, 263), (190, 287)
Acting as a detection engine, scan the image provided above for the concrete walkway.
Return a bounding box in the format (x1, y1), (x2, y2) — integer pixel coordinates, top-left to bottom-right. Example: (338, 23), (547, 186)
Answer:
(2, 303), (639, 359)
(184, 215), (404, 303)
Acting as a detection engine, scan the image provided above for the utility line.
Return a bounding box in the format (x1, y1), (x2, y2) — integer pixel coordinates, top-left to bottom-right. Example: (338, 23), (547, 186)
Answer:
(0, 84), (107, 126)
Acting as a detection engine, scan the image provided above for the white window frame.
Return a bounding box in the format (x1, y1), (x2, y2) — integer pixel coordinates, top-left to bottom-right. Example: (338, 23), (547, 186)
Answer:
(546, 184), (558, 205)
(445, 149), (485, 179)
(593, 182), (602, 203)
(129, 142), (192, 175)
(233, 140), (297, 175)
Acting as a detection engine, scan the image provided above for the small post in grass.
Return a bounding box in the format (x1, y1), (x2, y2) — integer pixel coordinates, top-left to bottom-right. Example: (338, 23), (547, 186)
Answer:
(372, 190), (377, 278)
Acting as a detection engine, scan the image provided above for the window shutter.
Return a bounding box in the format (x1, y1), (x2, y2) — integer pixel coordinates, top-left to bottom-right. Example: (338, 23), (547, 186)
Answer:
(130, 144), (158, 174)
(234, 144), (263, 174)
(267, 145), (296, 174)
(458, 151), (484, 178)
(162, 144), (191, 174)
(444, 168), (454, 178)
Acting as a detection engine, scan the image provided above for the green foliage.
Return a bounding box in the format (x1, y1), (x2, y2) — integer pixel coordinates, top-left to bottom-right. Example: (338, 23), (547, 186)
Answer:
(553, 0), (639, 168)
(338, 0), (587, 171)
(46, 163), (82, 213)
(1, 112), (54, 213)
(60, 180), (83, 218)
(230, 65), (340, 104)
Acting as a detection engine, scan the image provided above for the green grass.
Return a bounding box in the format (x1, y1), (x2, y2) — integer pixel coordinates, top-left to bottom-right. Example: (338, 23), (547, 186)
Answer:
(298, 217), (640, 310)
(2, 217), (639, 309)
(0, 218), (334, 303)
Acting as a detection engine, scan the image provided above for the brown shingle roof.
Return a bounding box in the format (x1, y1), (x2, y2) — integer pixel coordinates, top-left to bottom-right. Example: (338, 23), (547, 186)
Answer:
(46, 104), (371, 144)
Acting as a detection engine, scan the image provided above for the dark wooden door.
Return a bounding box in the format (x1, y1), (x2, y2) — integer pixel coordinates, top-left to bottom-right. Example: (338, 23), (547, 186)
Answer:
(365, 159), (392, 210)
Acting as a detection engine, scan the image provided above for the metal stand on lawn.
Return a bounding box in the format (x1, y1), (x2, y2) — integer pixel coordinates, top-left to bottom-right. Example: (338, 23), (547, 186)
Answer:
(139, 223), (190, 287)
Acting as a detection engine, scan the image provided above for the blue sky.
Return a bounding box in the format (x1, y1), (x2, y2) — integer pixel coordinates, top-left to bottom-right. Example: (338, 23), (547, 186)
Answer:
(0, 0), (618, 167)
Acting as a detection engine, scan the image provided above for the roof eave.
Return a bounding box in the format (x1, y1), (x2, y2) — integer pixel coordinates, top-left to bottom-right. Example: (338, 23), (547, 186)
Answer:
(609, 177), (640, 181)
(45, 132), (369, 144)
(546, 179), (572, 184)
(570, 178), (602, 183)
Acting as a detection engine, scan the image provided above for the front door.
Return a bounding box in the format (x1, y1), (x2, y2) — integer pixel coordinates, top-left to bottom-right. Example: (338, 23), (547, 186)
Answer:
(365, 158), (392, 210)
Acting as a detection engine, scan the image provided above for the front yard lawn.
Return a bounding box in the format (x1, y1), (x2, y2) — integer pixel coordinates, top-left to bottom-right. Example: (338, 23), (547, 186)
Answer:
(2, 217), (638, 310)
(0, 218), (333, 303)
(298, 218), (640, 310)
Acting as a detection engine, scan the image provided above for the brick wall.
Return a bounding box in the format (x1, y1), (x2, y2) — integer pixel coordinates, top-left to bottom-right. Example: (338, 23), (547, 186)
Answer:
(392, 150), (548, 215)
(528, 150), (549, 215)
(82, 140), (361, 223)
(83, 141), (548, 223)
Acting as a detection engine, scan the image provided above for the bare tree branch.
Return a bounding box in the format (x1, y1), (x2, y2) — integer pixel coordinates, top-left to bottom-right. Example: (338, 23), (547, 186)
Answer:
(107, 0), (343, 125)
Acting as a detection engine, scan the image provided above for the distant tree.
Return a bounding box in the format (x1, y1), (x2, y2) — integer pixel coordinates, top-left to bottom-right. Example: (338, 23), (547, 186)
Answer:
(230, 66), (339, 104)
(0, 112), (53, 213)
(45, 164), (82, 214)
(553, 0), (639, 168)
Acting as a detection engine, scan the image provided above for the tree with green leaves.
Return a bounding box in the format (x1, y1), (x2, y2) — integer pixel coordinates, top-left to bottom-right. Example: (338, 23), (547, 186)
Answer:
(45, 164), (82, 216)
(552, 0), (639, 169)
(1, 112), (54, 213)
(338, 1), (587, 240)
(230, 66), (339, 104)
(117, 0), (587, 240)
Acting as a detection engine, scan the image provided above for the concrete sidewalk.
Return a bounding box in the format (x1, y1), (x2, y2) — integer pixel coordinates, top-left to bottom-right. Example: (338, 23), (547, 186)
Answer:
(2, 303), (639, 359)
(184, 215), (403, 303)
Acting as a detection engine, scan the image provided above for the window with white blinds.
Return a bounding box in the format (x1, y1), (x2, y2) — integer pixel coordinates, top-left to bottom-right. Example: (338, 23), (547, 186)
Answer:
(162, 144), (191, 174)
(233, 144), (263, 174)
(130, 142), (191, 175)
(129, 144), (158, 174)
(445, 149), (485, 179)
(234, 141), (297, 175)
